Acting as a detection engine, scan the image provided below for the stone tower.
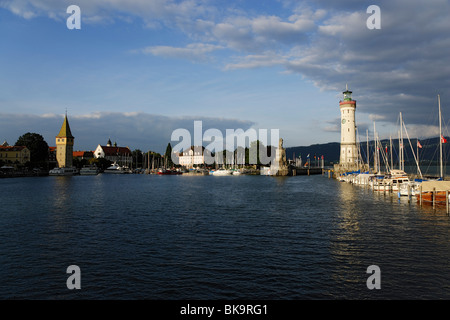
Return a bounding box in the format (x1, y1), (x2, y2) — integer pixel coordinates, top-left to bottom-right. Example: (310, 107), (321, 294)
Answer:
(56, 114), (74, 168)
(339, 85), (358, 169)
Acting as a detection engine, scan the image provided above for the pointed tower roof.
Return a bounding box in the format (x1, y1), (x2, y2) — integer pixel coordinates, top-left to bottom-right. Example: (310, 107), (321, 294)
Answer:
(56, 114), (74, 138)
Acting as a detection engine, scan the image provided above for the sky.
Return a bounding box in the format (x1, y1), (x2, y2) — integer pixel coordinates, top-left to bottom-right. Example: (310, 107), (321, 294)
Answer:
(1, 0), (450, 153)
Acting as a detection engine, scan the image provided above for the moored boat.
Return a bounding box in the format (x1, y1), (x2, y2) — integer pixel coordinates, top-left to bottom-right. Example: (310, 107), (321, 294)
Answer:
(49, 167), (78, 176)
(157, 168), (182, 175)
(80, 165), (99, 175)
(103, 162), (131, 174)
(415, 180), (450, 204)
(210, 168), (232, 176)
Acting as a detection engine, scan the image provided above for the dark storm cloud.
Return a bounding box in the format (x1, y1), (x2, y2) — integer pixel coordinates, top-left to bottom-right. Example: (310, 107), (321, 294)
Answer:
(0, 112), (255, 153)
(283, 0), (450, 127)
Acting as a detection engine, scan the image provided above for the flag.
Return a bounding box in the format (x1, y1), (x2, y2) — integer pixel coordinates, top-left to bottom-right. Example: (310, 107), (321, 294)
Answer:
(441, 135), (447, 143)
(417, 140), (422, 148)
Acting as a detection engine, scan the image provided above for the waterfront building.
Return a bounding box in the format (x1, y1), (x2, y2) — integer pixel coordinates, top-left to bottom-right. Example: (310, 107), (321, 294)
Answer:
(177, 146), (205, 168)
(56, 114), (74, 168)
(73, 151), (94, 161)
(47, 147), (58, 168)
(0, 145), (30, 164)
(94, 140), (132, 167)
(334, 85), (367, 175)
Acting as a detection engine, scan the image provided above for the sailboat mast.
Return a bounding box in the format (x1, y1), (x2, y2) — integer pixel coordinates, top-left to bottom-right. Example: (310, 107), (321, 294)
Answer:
(417, 137), (419, 176)
(373, 122), (377, 173)
(439, 94), (443, 179)
(366, 129), (369, 168)
(400, 112), (404, 171)
(390, 135), (393, 170)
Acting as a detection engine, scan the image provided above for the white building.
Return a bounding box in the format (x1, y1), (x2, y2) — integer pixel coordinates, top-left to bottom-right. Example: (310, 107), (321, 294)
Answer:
(177, 146), (205, 168)
(334, 85), (368, 175)
(339, 85), (358, 168)
(94, 139), (132, 167)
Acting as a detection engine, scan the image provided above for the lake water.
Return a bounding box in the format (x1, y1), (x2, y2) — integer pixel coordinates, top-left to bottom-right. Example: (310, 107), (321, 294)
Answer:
(0, 173), (449, 300)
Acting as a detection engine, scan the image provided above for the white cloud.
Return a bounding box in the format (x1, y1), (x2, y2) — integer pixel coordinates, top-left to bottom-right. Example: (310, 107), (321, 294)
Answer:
(3, 0), (450, 133)
(224, 52), (286, 70)
(140, 43), (224, 61)
(1, 0), (213, 25)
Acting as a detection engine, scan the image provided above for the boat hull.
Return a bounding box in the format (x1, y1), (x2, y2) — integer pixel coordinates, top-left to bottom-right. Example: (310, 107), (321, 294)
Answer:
(49, 167), (78, 176)
(416, 192), (449, 204)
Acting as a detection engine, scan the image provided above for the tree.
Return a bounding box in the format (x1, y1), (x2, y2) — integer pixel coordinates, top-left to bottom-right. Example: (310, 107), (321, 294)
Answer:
(89, 157), (111, 171)
(132, 149), (144, 168)
(164, 143), (174, 168)
(15, 132), (49, 165)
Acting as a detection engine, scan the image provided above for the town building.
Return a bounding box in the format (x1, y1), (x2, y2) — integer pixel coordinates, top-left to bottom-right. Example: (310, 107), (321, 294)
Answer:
(176, 146), (205, 168)
(73, 151), (94, 161)
(94, 139), (132, 167)
(56, 114), (74, 168)
(48, 146), (57, 164)
(0, 142), (30, 165)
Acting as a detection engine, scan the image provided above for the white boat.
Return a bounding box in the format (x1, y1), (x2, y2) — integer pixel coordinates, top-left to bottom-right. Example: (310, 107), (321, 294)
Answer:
(368, 169), (410, 192)
(385, 170), (410, 192)
(399, 180), (422, 196)
(80, 165), (99, 175)
(232, 170), (242, 175)
(49, 167), (78, 176)
(103, 163), (131, 174)
(210, 168), (232, 176)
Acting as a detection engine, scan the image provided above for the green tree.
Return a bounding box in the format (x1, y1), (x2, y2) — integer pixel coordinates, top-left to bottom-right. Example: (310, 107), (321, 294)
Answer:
(132, 149), (143, 168)
(15, 132), (49, 165)
(164, 143), (174, 168)
(89, 157), (111, 171)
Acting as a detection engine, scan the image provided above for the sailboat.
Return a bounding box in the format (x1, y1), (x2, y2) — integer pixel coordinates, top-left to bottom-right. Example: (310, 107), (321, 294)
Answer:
(415, 94), (450, 204)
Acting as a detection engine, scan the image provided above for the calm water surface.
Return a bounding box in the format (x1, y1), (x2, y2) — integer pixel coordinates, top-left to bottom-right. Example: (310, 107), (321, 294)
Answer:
(0, 174), (449, 299)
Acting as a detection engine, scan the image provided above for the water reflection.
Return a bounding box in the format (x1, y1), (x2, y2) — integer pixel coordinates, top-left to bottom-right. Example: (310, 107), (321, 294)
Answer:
(2, 174), (450, 299)
(48, 176), (73, 238)
(329, 182), (365, 295)
(51, 176), (72, 210)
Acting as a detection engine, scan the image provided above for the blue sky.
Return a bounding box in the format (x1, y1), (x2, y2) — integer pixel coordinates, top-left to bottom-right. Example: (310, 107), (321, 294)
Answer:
(1, 0), (450, 153)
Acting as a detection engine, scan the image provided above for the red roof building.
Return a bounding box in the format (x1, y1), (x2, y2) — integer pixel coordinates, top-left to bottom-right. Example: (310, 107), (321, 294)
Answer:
(94, 140), (132, 166)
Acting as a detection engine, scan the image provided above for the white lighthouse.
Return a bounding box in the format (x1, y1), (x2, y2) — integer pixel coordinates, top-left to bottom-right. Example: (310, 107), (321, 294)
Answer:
(338, 85), (359, 170)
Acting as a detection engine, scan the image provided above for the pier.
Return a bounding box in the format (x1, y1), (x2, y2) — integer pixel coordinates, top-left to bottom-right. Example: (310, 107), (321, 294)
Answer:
(290, 166), (323, 176)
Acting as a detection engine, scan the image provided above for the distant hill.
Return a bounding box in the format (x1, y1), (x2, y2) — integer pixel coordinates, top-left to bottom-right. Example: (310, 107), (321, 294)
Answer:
(286, 142), (340, 164)
(286, 137), (450, 166)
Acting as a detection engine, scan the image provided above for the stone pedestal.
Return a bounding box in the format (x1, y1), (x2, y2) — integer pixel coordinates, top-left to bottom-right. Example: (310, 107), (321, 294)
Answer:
(270, 138), (289, 176)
